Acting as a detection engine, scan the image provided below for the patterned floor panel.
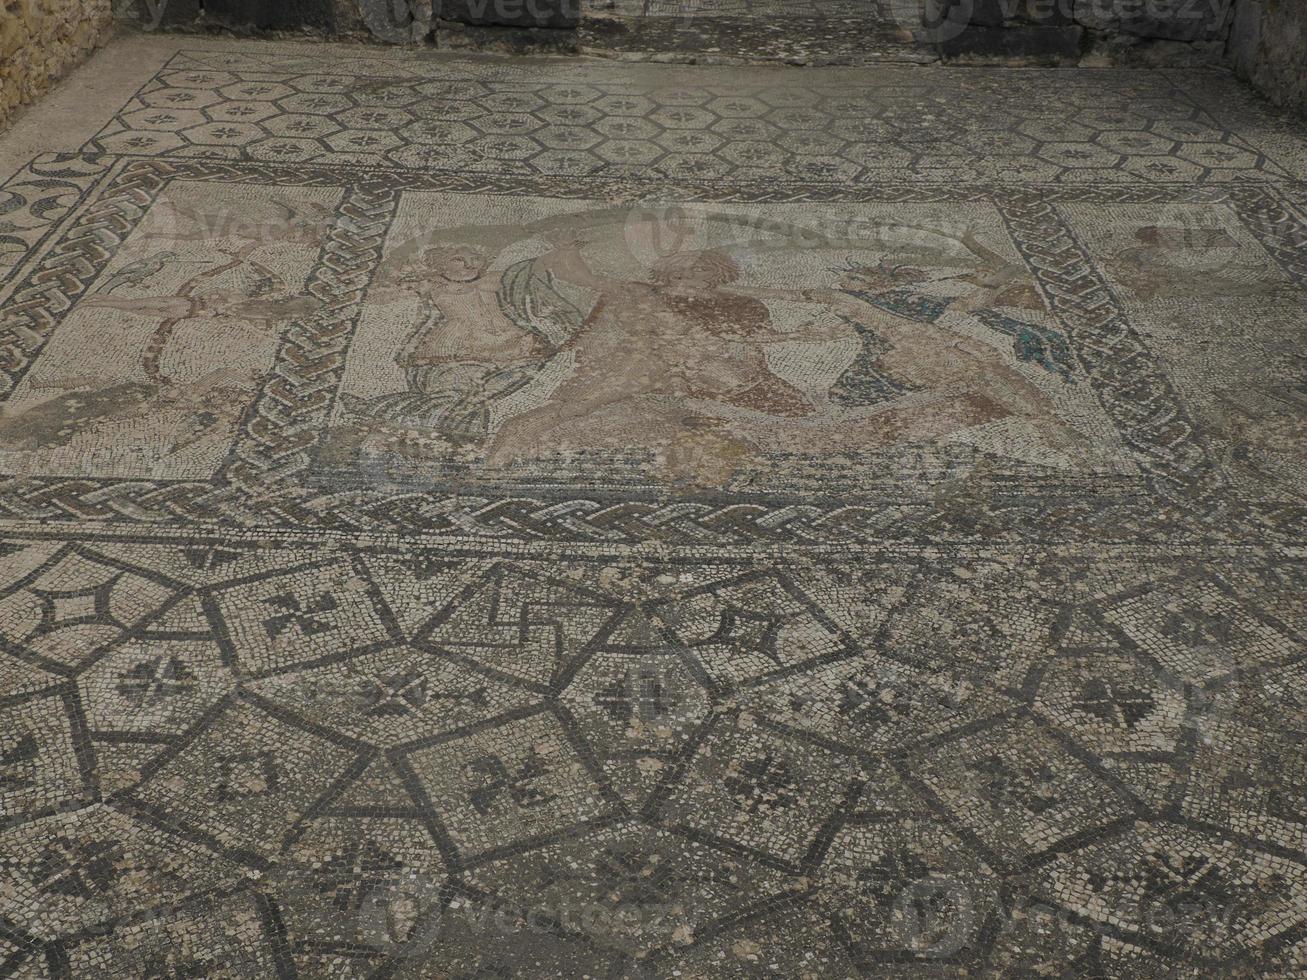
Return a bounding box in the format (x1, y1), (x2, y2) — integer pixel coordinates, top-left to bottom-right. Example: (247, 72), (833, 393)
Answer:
(0, 36), (1305, 977)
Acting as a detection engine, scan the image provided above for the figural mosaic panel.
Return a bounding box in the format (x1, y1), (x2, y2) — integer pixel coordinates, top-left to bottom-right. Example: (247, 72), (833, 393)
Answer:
(8, 159), (1303, 540)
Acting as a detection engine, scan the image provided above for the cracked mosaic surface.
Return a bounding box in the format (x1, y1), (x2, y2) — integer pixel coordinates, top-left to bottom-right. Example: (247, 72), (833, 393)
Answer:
(579, 0), (922, 64)
(0, 35), (1305, 977)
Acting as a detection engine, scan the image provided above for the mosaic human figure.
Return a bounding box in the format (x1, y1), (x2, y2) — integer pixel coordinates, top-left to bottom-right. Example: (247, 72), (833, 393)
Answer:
(814, 260), (1089, 457)
(485, 238), (854, 469)
(345, 243), (581, 444)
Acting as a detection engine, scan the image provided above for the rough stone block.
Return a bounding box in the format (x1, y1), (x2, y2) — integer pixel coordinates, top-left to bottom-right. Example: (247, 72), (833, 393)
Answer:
(940, 23), (1084, 60)
(1227, 0), (1307, 115)
(1074, 0), (1233, 42)
(120, 0), (202, 28)
(203, 0), (337, 31)
(970, 0), (1077, 27)
(1, 0), (112, 129)
(437, 0), (580, 29)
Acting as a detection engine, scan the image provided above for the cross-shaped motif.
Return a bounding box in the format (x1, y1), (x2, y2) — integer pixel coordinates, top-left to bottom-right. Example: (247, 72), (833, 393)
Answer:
(1159, 601), (1234, 647)
(361, 668), (429, 716)
(724, 753), (797, 814)
(467, 753), (556, 815)
(1072, 678), (1157, 728)
(0, 733), (39, 789)
(118, 656), (197, 705)
(855, 848), (932, 903)
(592, 665), (675, 724)
(1137, 850), (1237, 916)
(183, 546), (241, 570)
(262, 592), (338, 639)
(837, 676), (916, 727)
(315, 840), (405, 913)
(967, 754), (1060, 815)
(592, 844), (696, 907)
(31, 840), (122, 898)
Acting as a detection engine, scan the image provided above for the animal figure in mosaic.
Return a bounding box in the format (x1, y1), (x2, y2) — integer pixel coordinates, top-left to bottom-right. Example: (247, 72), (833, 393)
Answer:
(82, 244), (320, 385)
(817, 258), (1088, 457)
(1106, 224), (1291, 302)
(148, 195), (336, 248)
(94, 249), (183, 295)
(939, 227), (1047, 313)
(0, 227), (320, 461)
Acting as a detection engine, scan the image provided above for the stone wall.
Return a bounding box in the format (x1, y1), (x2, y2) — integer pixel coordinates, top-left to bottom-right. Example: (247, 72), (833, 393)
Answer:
(1228, 0), (1307, 114)
(117, 0), (577, 36)
(934, 0), (1236, 64)
(0, 0), (113, 128)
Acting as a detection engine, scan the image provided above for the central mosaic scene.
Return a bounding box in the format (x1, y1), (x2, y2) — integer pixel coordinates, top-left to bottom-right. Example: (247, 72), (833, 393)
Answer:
(324, 195), (1127, 491)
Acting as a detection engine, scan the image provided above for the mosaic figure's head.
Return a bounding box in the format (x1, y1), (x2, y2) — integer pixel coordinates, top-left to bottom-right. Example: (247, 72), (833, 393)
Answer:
(651, 249), (742, 290)
(423, 245), (490, 283)
(835, 258), (929, 292)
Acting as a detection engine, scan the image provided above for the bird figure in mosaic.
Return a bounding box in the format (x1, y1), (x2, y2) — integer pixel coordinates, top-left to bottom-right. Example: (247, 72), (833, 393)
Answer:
(94, 250), (181, 295)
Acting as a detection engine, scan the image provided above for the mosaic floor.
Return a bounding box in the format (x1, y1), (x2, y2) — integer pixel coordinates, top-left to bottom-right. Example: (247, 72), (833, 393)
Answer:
(0, 33), (1306, 977)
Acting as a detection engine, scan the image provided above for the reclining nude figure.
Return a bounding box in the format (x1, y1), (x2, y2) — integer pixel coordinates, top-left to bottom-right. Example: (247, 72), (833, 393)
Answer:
(485, 236), (1090, 473)
(484, 237), (856, 470)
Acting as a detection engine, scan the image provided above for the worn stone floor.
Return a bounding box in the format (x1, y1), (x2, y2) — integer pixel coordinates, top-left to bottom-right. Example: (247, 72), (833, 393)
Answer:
(580, 0), (928, 64)
(0, 31), (1306, 978)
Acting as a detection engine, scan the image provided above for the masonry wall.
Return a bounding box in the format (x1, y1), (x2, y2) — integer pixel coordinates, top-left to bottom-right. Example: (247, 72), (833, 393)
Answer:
(0, 0), (113, 129)
(936, 0), (1236, 64)
(120, 0), (577, 36)
(1228, 0), (1307, 114)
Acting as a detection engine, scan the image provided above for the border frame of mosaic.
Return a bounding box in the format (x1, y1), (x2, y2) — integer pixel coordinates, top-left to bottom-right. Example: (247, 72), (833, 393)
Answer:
(2, 154), (1306, 544)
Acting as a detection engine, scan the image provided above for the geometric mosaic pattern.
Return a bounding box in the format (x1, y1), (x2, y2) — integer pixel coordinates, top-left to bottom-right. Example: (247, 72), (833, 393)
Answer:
(86, 50), (1302, 185)
(0, 36), (1306, 976)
